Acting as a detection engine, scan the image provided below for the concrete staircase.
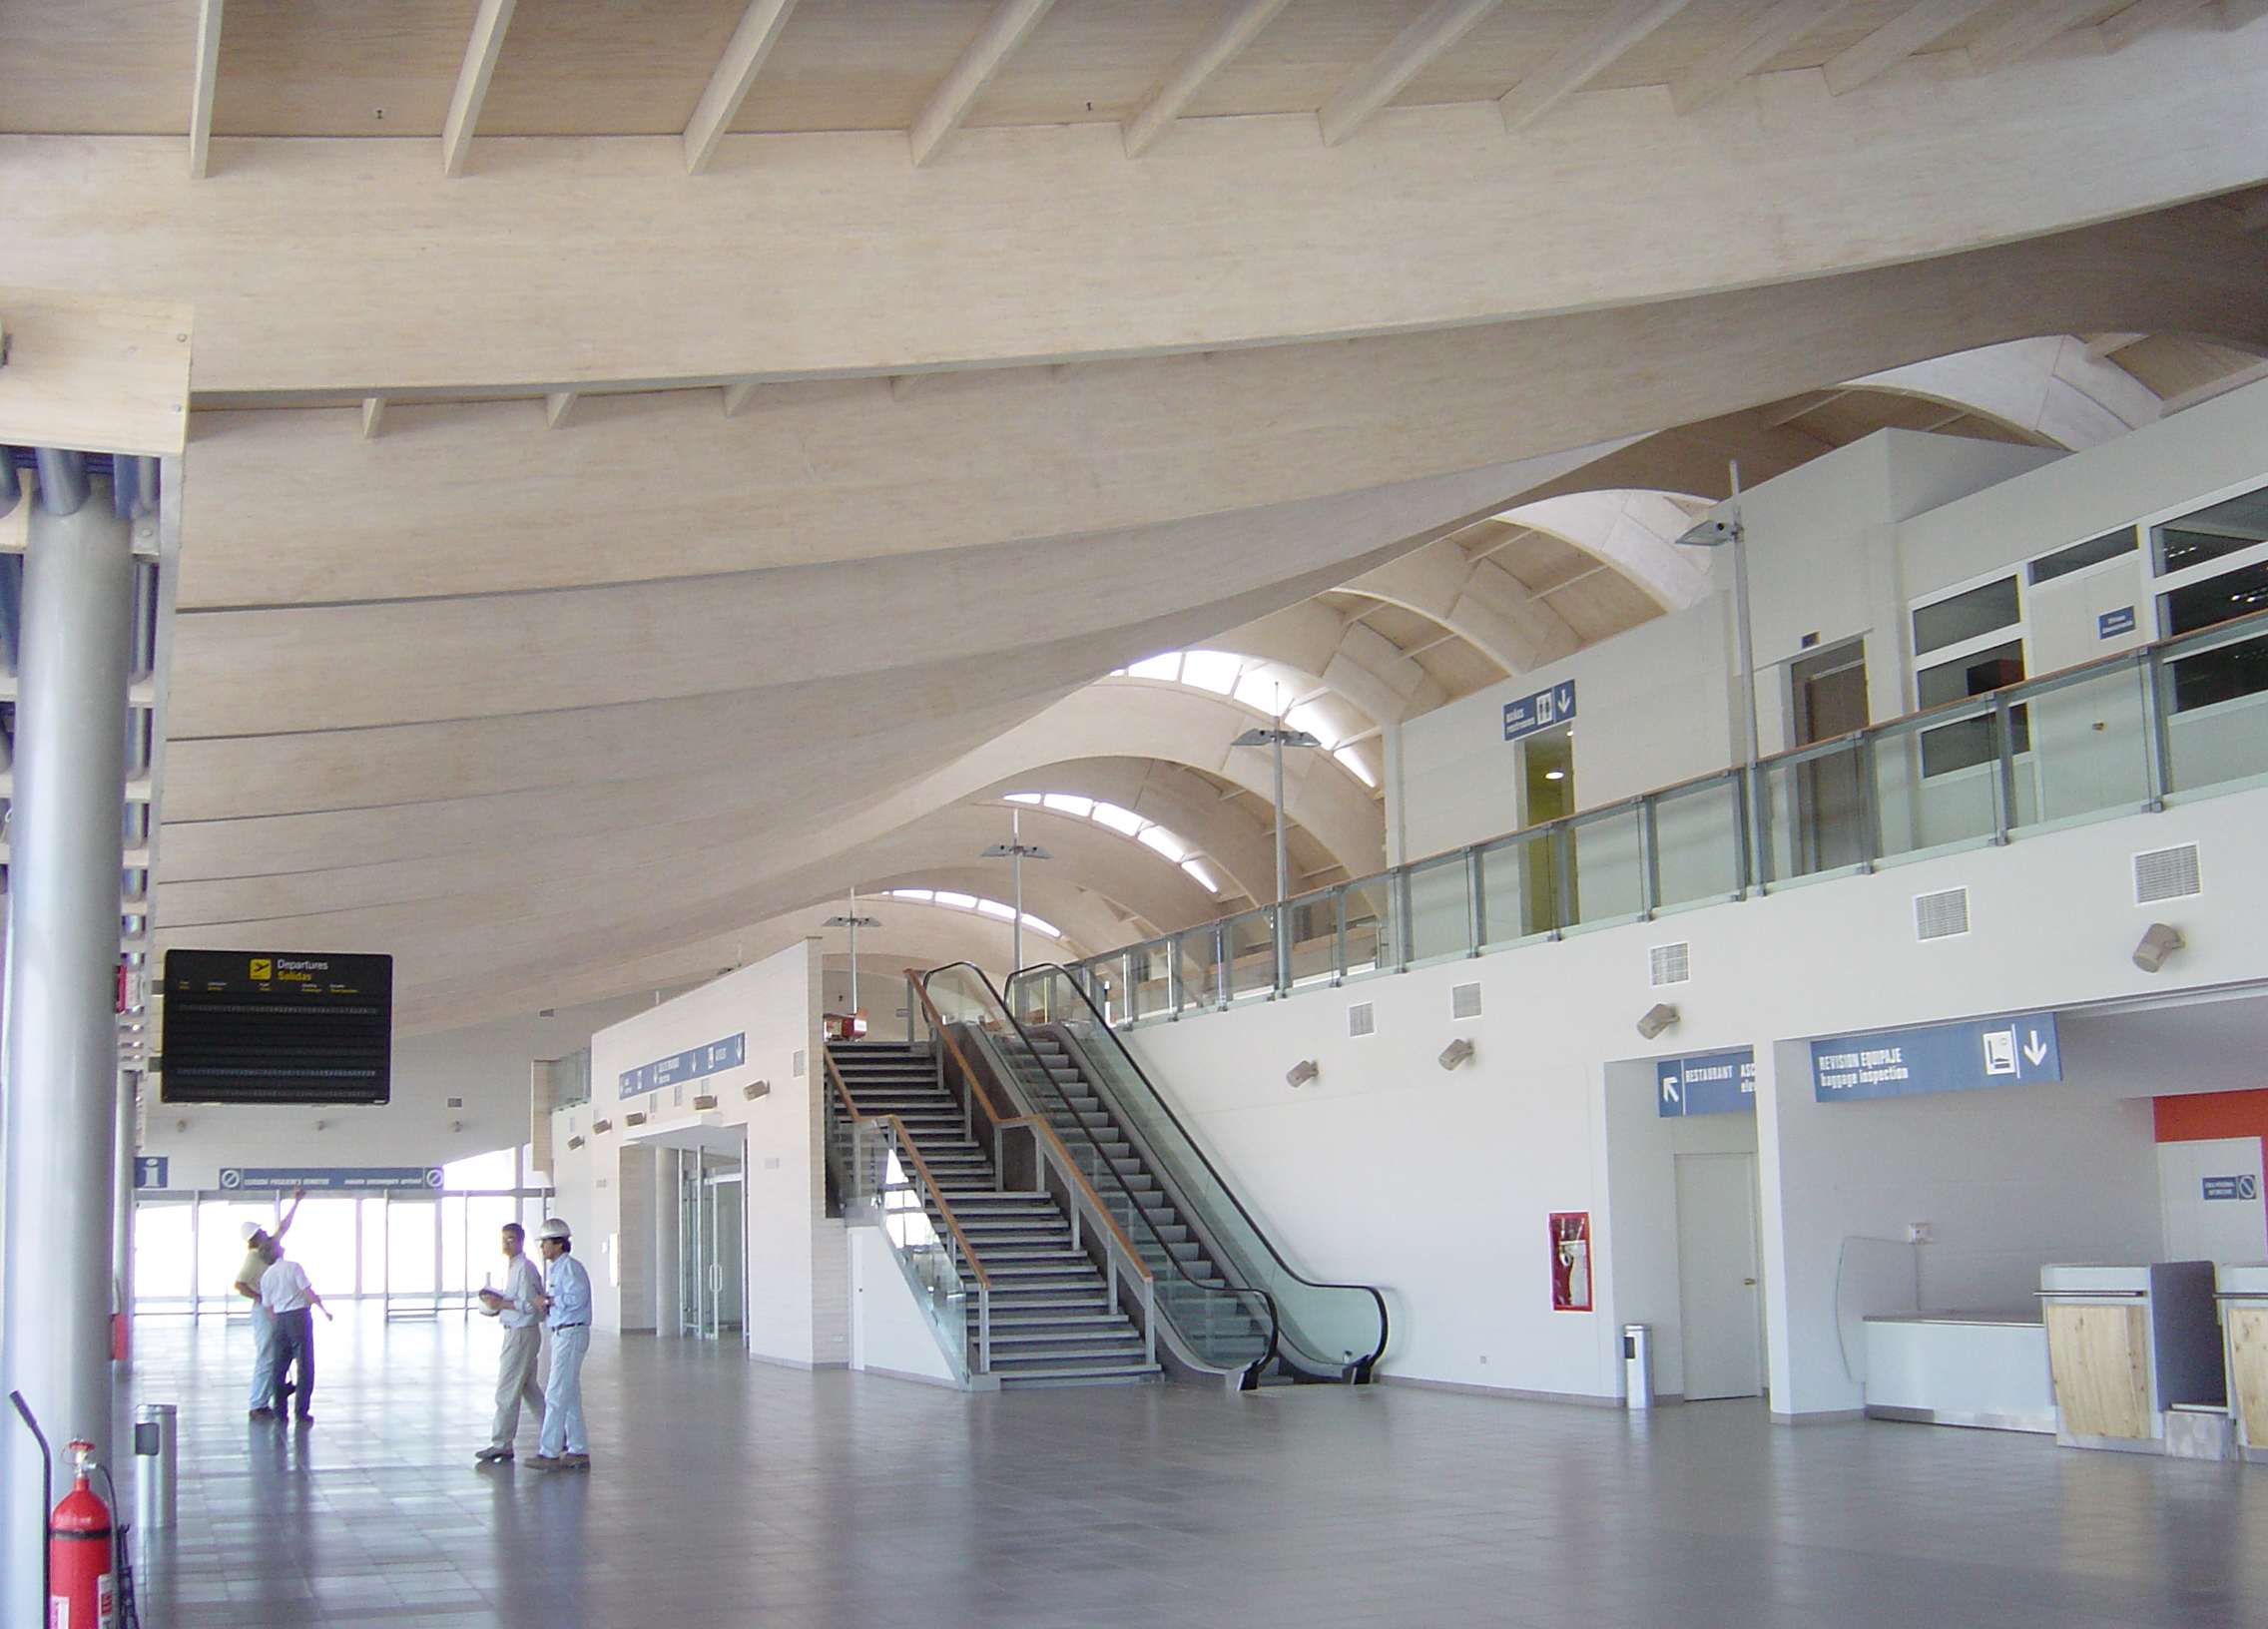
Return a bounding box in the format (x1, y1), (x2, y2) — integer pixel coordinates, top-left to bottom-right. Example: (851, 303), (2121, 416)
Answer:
(829, 1040), (1159, 1388)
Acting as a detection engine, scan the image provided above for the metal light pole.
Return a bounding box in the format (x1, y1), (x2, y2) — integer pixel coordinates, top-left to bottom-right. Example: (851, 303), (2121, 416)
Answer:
(2, 457), (136, 1622)
(1231, 717), (1321, 990)
(980, 810), (1049, 983)
(822, 888), (881, 1029)
(1676, 461), (1763, 889)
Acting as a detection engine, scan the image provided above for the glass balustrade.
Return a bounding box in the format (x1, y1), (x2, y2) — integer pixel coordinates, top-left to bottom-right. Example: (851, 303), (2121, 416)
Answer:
(1068, 607), (2268, 1017)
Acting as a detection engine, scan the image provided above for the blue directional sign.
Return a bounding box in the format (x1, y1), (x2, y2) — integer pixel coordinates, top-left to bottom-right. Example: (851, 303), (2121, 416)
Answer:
(219, 1166), (441, 1192)
(133, 1157), (170, 1190)
(2098, 607), (2137, 639)
(1656, 1049), (1756, 1118)
(620, 1032), (745, 1099)
(1503, 679), (1577, 742)
(1811, 1012), (2060, 1103)
(2204, 1175), (2259, 1202)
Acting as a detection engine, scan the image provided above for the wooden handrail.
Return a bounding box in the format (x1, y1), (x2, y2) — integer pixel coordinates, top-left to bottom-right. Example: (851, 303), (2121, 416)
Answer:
(823, 1048), (993, 1291)
(906, 968), (1154, 1288)
(996, 1114), (1152, 1284)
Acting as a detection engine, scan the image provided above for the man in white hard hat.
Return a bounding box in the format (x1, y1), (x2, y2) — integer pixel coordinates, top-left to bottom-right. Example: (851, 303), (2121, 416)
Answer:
(528, 1217), (592, 1470)
(234, 1188), (306, 1419)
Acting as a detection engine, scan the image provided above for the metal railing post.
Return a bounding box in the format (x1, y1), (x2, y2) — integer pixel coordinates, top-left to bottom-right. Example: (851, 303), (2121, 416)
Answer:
(1214, 922), (1229, 1009)
(1334, 885), (1349, 983)
(1550, 821), (1575, 938)
(1273, 900), (1290, 996)
(1858, 736), (1884, 872)
(1991, 695), (2016, 843)
(1463, 846), (1484, 953)
(2140, 647), (2172, 811)
(1636, 797), (1661, 920)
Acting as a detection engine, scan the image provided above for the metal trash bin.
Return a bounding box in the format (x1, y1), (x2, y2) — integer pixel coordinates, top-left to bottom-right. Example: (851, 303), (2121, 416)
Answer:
(1623, 1324), (1654, 1410)
(134, 1402), (177, 1534)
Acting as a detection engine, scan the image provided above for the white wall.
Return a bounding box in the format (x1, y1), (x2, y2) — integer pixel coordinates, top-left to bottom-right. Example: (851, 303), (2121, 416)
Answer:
(547, 941), (837, 1365)
(1400, 605), (1735, 859)
(1129, 782), (2268, 1416)
(848, 1228), (959, 1386)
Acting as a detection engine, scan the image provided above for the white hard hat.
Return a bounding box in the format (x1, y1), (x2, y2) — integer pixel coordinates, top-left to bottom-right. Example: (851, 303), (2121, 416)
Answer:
(535, 1217), (572, 1241)
(240, 1221), (265, 1243)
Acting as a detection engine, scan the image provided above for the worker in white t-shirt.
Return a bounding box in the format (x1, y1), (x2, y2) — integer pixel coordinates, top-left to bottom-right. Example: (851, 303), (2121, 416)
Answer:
(259, 1241), (331, 1424)
(236, 1187), (305, 1419)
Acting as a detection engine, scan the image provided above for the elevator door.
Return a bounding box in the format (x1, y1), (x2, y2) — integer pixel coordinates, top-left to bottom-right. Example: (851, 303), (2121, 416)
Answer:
(678, 1151), (745, 1339)
(1790, 641), (1869, 873)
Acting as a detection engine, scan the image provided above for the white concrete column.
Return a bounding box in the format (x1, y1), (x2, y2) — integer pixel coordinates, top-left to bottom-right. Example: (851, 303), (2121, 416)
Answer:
(1, 471), (134, 1629)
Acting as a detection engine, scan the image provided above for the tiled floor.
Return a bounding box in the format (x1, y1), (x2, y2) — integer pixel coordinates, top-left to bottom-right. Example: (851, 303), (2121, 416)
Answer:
(126, 1309), (2268, 1628)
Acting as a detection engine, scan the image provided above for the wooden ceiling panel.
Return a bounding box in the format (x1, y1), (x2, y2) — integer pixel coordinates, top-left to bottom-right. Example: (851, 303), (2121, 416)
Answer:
(1541, 568), (1662, 644)
(1754, 0), (1969, 73)
(731, 0), (1007, 135)
(2106, 334), (2268, 401)
(1481, 530), (1606, 598)
(1411, 635), (1505, 698)
(0, 0), (196, 136)
(965, 0), (1227, 130)
(1345, 598), (1439, 652)
(480, 0), (756, 136)
(1395, 0), (1764, 106)
(1181, 0), (1427, 120)
(211, 0), (467, 137)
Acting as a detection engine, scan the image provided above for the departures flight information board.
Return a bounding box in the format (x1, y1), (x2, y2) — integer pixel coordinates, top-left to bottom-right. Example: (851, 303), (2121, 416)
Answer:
(159, 950), (393, 1105)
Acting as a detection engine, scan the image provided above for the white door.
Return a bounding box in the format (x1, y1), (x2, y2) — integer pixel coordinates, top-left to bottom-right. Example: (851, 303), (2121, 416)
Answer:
(2159, 1136), (2267, 1265)
(1676, 1152), (1765, 1400)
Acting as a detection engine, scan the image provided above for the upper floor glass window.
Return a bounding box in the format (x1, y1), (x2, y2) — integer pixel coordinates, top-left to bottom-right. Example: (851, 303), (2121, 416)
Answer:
(2154, 483), (2268, 575)
(2028, 527), (2136, 585)
(1912, 576), (2018, 657)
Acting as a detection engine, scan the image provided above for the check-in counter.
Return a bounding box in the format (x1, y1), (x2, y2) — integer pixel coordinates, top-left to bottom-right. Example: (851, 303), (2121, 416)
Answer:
(2216, 1264), (2268, 1462)
(1862, 1310), (2053, 1433)
(2039, 1262), (2223, 1451)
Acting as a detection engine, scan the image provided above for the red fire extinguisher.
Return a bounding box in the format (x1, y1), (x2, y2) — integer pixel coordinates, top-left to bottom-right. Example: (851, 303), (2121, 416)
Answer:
(49, 1439), (118, 1629)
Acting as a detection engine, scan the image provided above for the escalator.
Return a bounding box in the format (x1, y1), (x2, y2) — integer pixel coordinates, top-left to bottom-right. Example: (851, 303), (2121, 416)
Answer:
(920, 962), (1387, 1386)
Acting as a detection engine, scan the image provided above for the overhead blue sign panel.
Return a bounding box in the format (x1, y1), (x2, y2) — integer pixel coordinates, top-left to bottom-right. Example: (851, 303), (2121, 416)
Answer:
(220, 1166), (441, 1192)
(133, 1157), (170, 1190)
(1656, 1049), (1756, 1118)
(1503, 680), (1576, 743)
(1811, 1012), (2060, 1103)
(620, 1033), (745, 1099)
(2204, 1175), (2259, 1202)
(2098, 607), (2137, 640)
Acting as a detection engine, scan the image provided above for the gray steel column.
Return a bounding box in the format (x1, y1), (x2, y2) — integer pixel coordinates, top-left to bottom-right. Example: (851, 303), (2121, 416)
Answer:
(115, 1069), (139, 1370)
(1, 472), (134, 1629)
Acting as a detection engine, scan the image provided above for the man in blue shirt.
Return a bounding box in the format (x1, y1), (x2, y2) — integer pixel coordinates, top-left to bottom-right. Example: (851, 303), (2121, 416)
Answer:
(529, 1217), (592, 1470)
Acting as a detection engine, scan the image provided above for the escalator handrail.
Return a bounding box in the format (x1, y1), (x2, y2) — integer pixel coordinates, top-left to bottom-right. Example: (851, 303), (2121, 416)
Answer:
(919, 962), (1282, 1383)
(1016, 960), (1391, 1376)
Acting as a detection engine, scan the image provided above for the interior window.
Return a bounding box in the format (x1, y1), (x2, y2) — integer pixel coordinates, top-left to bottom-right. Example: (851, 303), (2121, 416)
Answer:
(2028, 527), (2136, 585)
(1912, 577), (2019, 657)
(2154, 484), (2268, 575)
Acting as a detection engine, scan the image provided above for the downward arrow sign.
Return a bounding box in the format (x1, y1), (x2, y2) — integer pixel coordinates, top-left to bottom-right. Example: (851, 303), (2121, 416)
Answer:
(2022, 1031), (2048, 1068)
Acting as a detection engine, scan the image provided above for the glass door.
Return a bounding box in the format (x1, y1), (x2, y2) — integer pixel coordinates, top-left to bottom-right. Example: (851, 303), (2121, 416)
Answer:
(676, 1149), (745, 1339)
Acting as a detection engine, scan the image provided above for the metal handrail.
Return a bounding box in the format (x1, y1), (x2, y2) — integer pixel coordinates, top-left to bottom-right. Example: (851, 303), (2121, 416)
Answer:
(923, 961), (1287, 1385)
(903, 969), (1152, 1286)
(1078, 601), (2268, 1011)
(1022, 962), (1390, 1378)
(823, 1050), (993, 1292)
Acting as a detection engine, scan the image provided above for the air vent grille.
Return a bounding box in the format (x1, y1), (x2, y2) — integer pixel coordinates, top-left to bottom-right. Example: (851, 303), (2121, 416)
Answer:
(1649, 943), (1690, 986)
(2134, 844), (2200, 904)
(1915, 888), (1970, 941)
(1451, 983), (1481, 1019)
(1348, 1002), (1376, 1038)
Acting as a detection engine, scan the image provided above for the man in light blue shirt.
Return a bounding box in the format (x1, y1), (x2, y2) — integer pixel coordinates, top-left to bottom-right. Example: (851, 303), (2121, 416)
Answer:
(530, 1217), (593, 1470)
